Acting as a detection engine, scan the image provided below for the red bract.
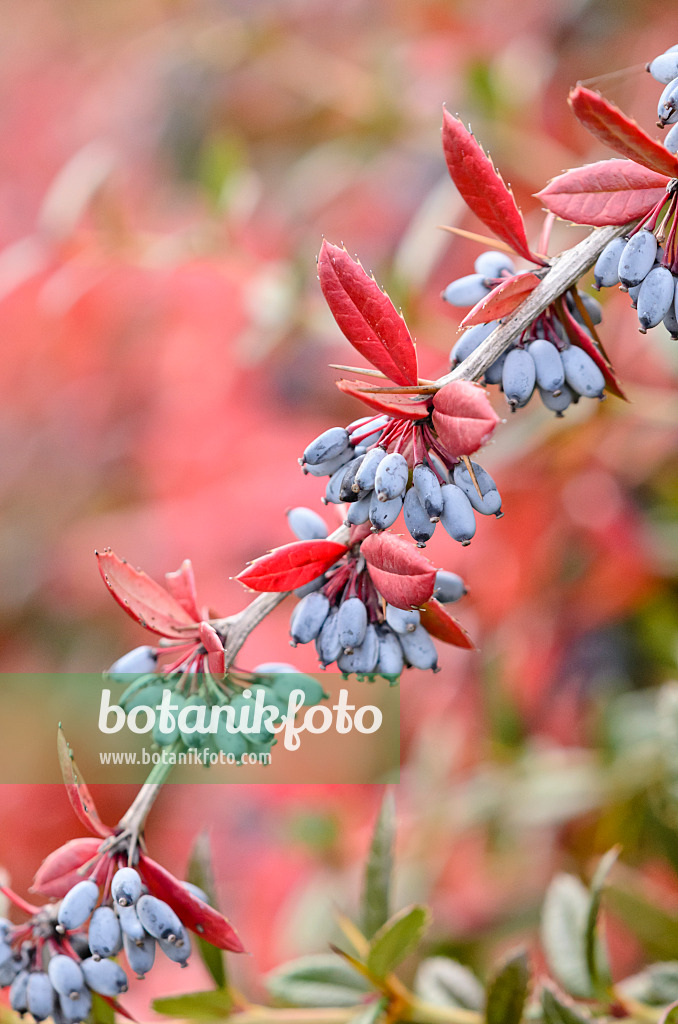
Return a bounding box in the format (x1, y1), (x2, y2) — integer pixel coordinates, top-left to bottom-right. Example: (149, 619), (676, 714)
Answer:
(318, 241), (419, 386)
(32, 837), (103, 898)
(335, 379), (429, 420)
(237, 539), (350, 592)
(419, 600), (475, 650)
(361, 533), (436, 610)
(57, 727), (114, 840)
(96, 549), (199, 640)
(536, 159), (669, 227)
(461, 272), (542, 327)
(432, 382), (500, 459)
(442, 109), (546, 265)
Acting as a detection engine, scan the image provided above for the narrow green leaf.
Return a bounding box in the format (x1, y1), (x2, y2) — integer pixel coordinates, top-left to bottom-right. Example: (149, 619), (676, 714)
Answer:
(485, 949), (529, 1024)
(90, 993), (115, 1024)
(362, 792), (395, 939)
(541, 874), (593, 999)
(188, 832), (227, 990)
(584, 847), (619, 992)
(606, 885), (678, 961)
(541, 984), (591, 1024)
(153, 989), (232, 1019)
(366, 905), (430, 980)
(266, 955), (372, 1008)
(660, 1001), (678, 1024)
(414, 957), (485, 1010)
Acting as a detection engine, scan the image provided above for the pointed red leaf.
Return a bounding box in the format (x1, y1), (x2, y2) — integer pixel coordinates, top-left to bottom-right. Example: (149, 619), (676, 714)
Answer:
(31, 838), (102, 897)
(98, 996), (137, 1023)
(419, 600), (475, 650)
(164, 559), (202, 621)
(139, 854), (244, 952)
(460, 272), (541, 327)
(569, 86), (678, 179)
(559, 303), (627, 401)
(237, 539), (349, 592)
(57, 727), (113, 839)
(442, 109), (546, 265)
(96, 549), (200, 640)
(361, 533), (436, 610)
(432, 381), (500, 458)
(199, 622), (225, 677)
(336, 378), (431, 420)
(536, 159), (668, 226)
(319, 241), (418, 385)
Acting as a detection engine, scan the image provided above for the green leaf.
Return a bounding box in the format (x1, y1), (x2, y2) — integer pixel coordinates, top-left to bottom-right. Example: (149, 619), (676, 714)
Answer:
(541, 984), (591, 1024)
(414, 957), (484, 1010)
(188, 832), (227, 990)
(584, 847), (619, 992)
(366, 905), (430, 980)
(661, 1002), (678, 1024)
(348, 999), (388, 1024)
(541, 874), (593, 999)
(606, 885), (678, 961)
(618, 962), (678, 1006)
(485, 949), (529, 1024)
(266, 955), (372, 1008)
(153, 990), (232, 1020)
(362, 792), (395, 939)
(90, 993), (115, 1024)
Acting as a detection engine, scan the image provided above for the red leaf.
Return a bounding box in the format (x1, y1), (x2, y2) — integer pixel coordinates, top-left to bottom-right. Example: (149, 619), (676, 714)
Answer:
(336, 379), (430, 420)
(98, 996), (137, 1023)
(237, 539), (349, 592)
(536, 159), (668, 226)
(460, 272), (541, 327)
(559, 303), (627, 401)
(361, 533), (436, 610)
(96, 549), (200, 640)
(419, 600), (475, 650)
(319, 241), (418, 386)
(349, 522), (373, 546)
(569, 86), (678, 179)
(432, 381), (500, 458)
(199, 622), (225, 677)
(442, 109), (545, 265)
(139, 854), (245, 953)
(57, 727), (113, 840)
(31, 838), (102, 897)
(164, 559), (202, 621)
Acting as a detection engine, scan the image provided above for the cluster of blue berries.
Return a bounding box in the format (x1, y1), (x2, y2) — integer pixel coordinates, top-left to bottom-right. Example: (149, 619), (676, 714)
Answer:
(594, 230), (678, 335)
(0, 867), (200, 1023)
(650, 44), (678, 140)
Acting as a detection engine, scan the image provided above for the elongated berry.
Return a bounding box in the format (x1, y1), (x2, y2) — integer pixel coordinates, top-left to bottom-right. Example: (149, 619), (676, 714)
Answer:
(649, 50), (678, 83)
(527, 338), (565, 393)
(286, 507), (328, 541)
(658, 76), (678, 125)
(374, 452), (409, 501)
(302, 427), (350, 466)
(339, 456), (367, 502)
(58, 879), (99, 931)
(108, 646), (157, 679)
(442, 274), (491, 307)
(88, 906), (123, 959)
(48, 955), (86, 998)
(27, 973), (55, 1022)
(10, 971), (29, 1014)
(351, 624), (380, 675)
(112, 867), (142, 908)
(664, 300), (678, 338)
(294, 575), (327, 599)
(116, 903), (146, 943)
(385, 604), (420, 633)
(484, 349), (509, 384)
(324, 464), (346, 504)
(403, 486), (436, 546)
(637, 265), (676, 331)
(123, 932), (156, 979)
(58, 987), (92, 1024)
(158, 929), (191, 965)
(302, 448), (353, 477)
(272, 672), (326, 706)
(337, 597), (368, 653)
(136, 895), (184, 944)
(452, 461), (502, 516)
(377, 628), (404, 680)
(290, 592), (330, 646)
(316, 609), (343, 667)
(354, 447), (387, 491)
(440, 484), (476, 545)
(502, 347), (536, 410)
(153, 693), (185, 747)
(398, 625), (439, 671)
(413, 463), (444, 520)
(345, 492), (371, 526)
(449, 320), (497, 365)
(474, 250), (515, 277)
(593, 236), (625, 289)
(81, 957), (128, 997)
(539, 384), (574, 416)
(618, 230), (658, 287)
(368, 490), (403, 530)
(433, 570), (466, 603)
(180, 880), (210, 905)
(561, 346), (605, 397)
